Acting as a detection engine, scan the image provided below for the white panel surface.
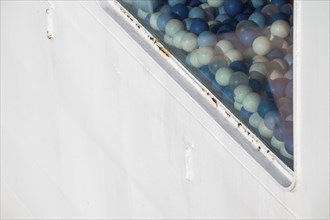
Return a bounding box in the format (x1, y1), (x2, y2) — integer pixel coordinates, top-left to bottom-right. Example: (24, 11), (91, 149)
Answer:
(1, 1), (329, 219)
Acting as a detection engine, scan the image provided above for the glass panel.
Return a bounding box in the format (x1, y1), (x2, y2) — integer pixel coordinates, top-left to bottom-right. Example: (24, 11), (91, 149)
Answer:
(118, 0), (294, 169)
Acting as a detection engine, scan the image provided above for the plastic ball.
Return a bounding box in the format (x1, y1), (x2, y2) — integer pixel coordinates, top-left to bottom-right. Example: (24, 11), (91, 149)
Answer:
(249, 112), (263, 128)
(233, 85), (252, 103)
(278, 100), (293, 119)
(261, 4), (280, 18)
(280, 144), (293, 159)
(264, 110), (280, 129)
(229, 61), (248, 74)
(157, 14), (174, 31)
(235, 13), (250, 22)
(243, 92), (261, 112)
(229, 72), (249, 89)
(197, 47), (216, 65)
(280, 3), (293, 16)
(267, 49), (284, 60)
(258, 121), (273, 138)
(240, 107), (253, 121)
(249, 78), (262, 93)
(181, 32), (198, 52)
(159, 5), (171, 14)
(249, 62), (268, 75)
(271, 135), (284, 149)
(267, 78), (289, 98)
(208, 0), (224, 7)
(168, 0), (186, 6)
(284, 135), (293, 155)
(234, 101), (243, 111)
(137, 8), (149, 20)
(215, 67), (234, 86)
(189, 50), (203, 68)
(270, 12), (288, 24)
(190, 18), (209, 35)
(224, 0), (243, 17)
(211, 79), (225, 96)
(173, 30), (188, 48)
(215, 40), (234, 55)
(215, 14), (231, 22)
(165, 19), (184, 37)
(271, 0), (289, 8)
(248, 12), (266, 28)
(217, 24), (235, 34)
(251, 0), (267, 8)
(208, 56), (228, 73)
(150, 12), (162, 30)
(273, 121), (292, 141)
(225, 49), (243, 63)
(239, 28), (258, 48)
(271, 20), (290, 38)
(197, 31), (218, 47)
(252, 36), (272, 55)
(236, 20), (258, 33)
(171, 4), (189, 20)
(189, 7), (207, 20)
(257, 99), (277, 117)
(133, 0), (158, 13)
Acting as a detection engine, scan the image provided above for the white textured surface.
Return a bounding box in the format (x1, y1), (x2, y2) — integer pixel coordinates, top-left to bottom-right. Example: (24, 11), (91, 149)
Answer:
(1, 1), (329, 219)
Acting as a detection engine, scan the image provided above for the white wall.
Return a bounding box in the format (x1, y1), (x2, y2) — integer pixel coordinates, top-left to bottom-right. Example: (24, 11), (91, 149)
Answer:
(1, 1), (329, 219)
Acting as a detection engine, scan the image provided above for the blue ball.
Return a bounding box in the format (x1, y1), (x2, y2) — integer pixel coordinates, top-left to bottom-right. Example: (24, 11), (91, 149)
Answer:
(157, 14), (174, 31)
(189, 0), (202, 7)
(189, 7), (207, 20)
(249, 79), (262, 93)
(239, 28), (257, 48)
(248, 12), (266, 27)
(224, 0), (243, 17)
(200, 65), (215, 83)
(271, 0), (289, 8)
(240, 107), (253, 121)
(270, 12), (288, 23)
(273, 121), (292, 142)
(209, 22), (221, 34)
(280, 3), (293, 16)
(215, 14), (231, 23)
(267, 49), (284, 59)
(217, 24), (235, 34)
(251, 0), (267, 8)
(184, 18), (193, 30)
(190, 18), (209, 35)
(229, 61), (248, 74)
(171, 4), (189, 20)
(144, 14), (151, 26)
(223, 86), (234, 104)
(264, 110), (280, 130)
(159, 5), (171, 14)
(168, 0), (186, 7)
(218, 6), (227, 15)
(235, 13), (250, 22)
(197, 31), (217, 47)
(257, 99), (278, 118)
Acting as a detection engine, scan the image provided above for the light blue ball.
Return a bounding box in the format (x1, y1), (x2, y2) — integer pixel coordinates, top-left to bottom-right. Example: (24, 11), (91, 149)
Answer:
(168, 0), (186, 7)
(248, 12), (266, 28)
(264, 110), (280, 130)
(251, 0), (267, 8)
(189, 7), (207, 20)
(197, 31), (217, 47)
(157, 14), (174, 31)
(159, 5), (171, 14)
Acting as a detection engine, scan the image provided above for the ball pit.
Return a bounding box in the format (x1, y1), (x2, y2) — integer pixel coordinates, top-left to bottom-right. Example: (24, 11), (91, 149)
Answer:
(121, 0), (294, 167)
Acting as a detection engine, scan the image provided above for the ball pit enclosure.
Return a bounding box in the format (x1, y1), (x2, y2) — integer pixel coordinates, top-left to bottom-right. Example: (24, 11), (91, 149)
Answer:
(119, 0), (294, 170)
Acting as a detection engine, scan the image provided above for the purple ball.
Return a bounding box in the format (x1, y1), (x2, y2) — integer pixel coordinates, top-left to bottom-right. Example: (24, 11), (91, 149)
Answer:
(239, 29), (258, 48)
(268, 78), (289, 98)
(285, 80), (293, 99)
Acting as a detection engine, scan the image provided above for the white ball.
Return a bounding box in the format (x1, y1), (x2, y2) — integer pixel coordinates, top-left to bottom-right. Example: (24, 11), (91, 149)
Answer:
(252, 55), (269, 63)
(225, 49), (243, 63)
(197, 47), (216, 65)
(181, 33), (198, 52)
(234, 101), (243, 111)
(215, 67), (234, 86)
(249, 62), (268, 75)
(271, 20), (290, 38)
(207, 0), (224, 7)
(173, 30), (187, 49)
(242, 92), (261, 112)
(150, 12), (161, 31)
(137, 8), (149, 20)
(249, 112), (263, 128)
(271, 136), (285, 149)
(165, 19), (184, 37)
(258, 122), (273, 138)
(189, 50), (203, 68)
(252, 36), (272, 56)
(233, 85), (252, 103)
(164, 34), (174, 46)
(280, 145), (293, 159)
(215, 40), (234, 55)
